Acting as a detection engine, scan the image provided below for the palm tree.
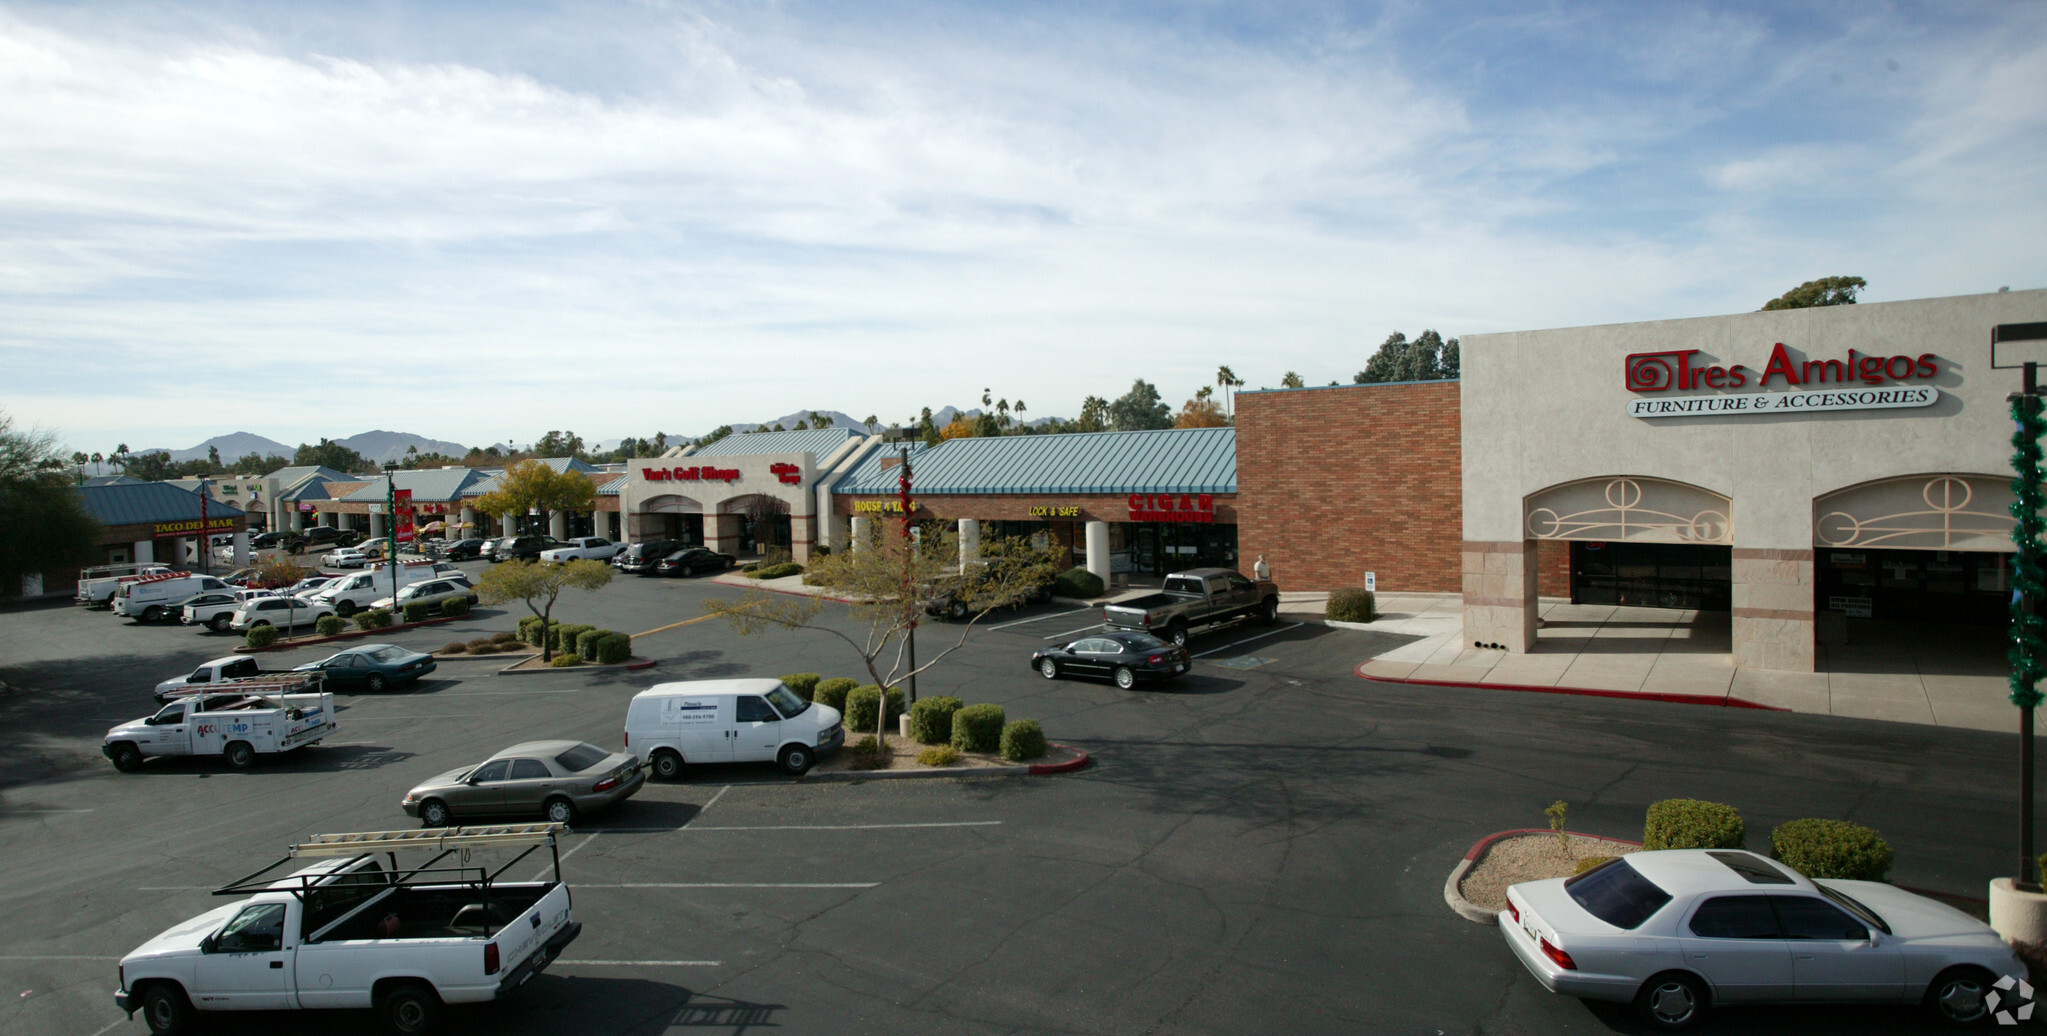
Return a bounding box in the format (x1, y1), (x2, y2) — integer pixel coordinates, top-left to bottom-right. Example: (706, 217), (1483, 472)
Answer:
(864, 414), (879, 433)
(996, 398), (1010, 429)
(981, 388), (992, 408)
(1217, 365), (1240, 419)
(1281, 371), (1305, 389)
(90, 451), (103, 475)
(112, 444), (130, 472)
(1014, 399), (1028, 428)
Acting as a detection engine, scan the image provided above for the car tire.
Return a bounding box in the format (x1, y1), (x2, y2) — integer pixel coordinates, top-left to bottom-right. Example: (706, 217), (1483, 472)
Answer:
(1039, 658), (1059, 680)
(1260, 596), (1280, 623)
(109, 743), (142, 773)
(1113, 666), (1136, 690)
(376, 981), (442, 1036)
(223, 741), (255, 770)
(420, 799), (451, 828)
(1926, 966), (1995, 1026)
(366, 674), (389, 693)
(1633, 971), (1707, 1030)
(544, 797), (578, 825)
(779, 744), (814, 775)
(208, 615), (231, 632)
(142, 605), (164, 623)
(652, 750), (683, 781)
(140, 982), (194, 1036)
(1166, 621), (1189, 647)
(947, 600), (968, 621)
(336, 600), (357, 618)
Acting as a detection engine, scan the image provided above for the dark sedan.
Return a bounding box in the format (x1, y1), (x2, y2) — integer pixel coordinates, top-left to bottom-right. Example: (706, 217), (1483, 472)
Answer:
(401, 740), (645, 826)
(293, 643), (438, 693)
(657, 548), (736, 577)
(493, 535), (565, 562)
(441, 538), (487, 561)
(1031, 631), (1189, 689)
(615, 539), (687, 574)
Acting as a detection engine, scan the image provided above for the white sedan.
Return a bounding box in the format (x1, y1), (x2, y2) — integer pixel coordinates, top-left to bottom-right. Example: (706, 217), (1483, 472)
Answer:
(227, 595), (333, 632)
(1502, 849), (2024, 1029)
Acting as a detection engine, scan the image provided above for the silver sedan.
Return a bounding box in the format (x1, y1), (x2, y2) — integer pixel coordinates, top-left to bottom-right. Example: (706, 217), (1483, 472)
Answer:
(401, 740), (644, 827)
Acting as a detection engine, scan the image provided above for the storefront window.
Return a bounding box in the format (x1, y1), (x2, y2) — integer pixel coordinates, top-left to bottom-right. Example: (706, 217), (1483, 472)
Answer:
(1570, 542), (1731, 610)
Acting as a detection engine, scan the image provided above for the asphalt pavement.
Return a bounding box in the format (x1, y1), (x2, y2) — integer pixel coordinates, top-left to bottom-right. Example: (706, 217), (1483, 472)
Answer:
(0, 560), (2027, 1034)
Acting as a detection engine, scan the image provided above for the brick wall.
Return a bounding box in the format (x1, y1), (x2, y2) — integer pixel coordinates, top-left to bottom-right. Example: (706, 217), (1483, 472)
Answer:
(1235, 381), (1463, 593)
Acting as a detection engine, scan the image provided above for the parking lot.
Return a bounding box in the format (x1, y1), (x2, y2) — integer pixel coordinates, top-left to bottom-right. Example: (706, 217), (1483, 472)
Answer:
(0, 560), (2025, 1034)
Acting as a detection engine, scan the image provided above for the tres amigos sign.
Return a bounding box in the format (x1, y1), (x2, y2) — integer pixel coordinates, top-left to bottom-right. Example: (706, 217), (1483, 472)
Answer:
(1624, 344), (1940, 419)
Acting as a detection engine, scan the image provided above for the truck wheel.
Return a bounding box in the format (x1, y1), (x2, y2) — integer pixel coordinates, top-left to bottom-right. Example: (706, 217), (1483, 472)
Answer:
(207, 614), (231, 632)
(140, 982), (194, 1036)
(779, 744), (814, 775)
(377, 982), (442, 1036)
(544, 797), (578, 825)
(420, 799), (451, 827)
(224, 742), (255, 769)
(336, 600), (357, 618)
(142, 605), (164, 623)
(1166, 621), (1189, 647)
(652, 749), (683, 781)
(109, 743), (142, 773)
(1114, 666), (1137, 690)
(1260, 596), (1280, 623)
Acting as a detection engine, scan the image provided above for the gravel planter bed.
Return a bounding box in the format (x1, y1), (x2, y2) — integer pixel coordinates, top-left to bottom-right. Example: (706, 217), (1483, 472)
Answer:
(1456, 832), (1642, 918)
(807, 736), (1084, 776)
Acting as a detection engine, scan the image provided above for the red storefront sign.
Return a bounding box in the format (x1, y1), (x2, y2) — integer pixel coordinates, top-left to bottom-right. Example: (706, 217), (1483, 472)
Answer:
(643, 466), (741, 484)
(1625, 344), (1938, 393)
(394, 489), (415, 544)
(1128, 493), (1215, 523)
(769, 462), (802, 485)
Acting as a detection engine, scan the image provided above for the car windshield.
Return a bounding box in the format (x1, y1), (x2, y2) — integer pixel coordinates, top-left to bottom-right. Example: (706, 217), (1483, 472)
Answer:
(766, 684), (809, 718)
(367, 647), (411, 663)
(1814, 881), (1892, 935)
(554, 743), (609, 772)
(1563, 858), (1672, 930)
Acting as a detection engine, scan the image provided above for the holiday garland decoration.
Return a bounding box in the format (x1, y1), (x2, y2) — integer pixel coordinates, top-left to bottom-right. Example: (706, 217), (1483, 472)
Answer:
(2011, 393), (2046, 710)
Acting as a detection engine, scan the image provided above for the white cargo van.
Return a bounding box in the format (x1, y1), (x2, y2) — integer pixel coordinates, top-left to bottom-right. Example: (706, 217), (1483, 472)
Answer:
(302, 561), (449, 617)
(625, 679), (844, 777)
(113, 573), (233, 623)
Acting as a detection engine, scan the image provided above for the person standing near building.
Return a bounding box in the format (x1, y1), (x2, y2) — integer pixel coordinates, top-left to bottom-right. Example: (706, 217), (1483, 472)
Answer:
(1253, 553), (1271, 581)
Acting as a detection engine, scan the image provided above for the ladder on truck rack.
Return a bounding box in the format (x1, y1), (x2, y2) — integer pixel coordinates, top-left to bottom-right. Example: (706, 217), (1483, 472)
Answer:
(215, 823), (570, 899)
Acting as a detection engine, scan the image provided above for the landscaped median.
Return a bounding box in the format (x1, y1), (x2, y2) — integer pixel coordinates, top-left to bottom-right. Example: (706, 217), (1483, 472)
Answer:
(237, 609), (463, 652)
(778, 673), (1090, 781)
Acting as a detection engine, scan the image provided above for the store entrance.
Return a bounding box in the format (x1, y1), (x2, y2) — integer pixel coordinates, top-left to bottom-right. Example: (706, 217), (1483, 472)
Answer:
(642, 513), (704, 546)
(1119, 523), (1238, 578)
(1816, 548), (2007, 626)
(1570, 541), (1731, 610)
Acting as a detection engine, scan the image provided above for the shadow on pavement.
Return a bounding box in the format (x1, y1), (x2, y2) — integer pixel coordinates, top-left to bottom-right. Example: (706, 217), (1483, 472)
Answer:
(1579, 997), (1960, 1034)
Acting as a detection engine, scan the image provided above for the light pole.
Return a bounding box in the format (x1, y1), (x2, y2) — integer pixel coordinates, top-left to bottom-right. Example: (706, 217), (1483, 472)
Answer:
(384, 463), (401, 605)
(1997, 322), (2047, 890)
(197, 476), (211, 575)
(898, 446), (918, 706)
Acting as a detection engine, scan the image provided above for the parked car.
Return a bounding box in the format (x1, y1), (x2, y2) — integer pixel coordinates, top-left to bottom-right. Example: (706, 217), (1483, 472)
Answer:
(323, 540), (391, 569)
(615, 539), (687, 574)
(369, 576), (479, 613)
(1101, 567), (1280, 646)
(103, 684), (335, 772)
(926, 557), (1055, 620)
(228, 595), (332, 632)
(283, 575), (332, 597)
(624, 680), (844, 778)
(1031, 631), (1189, 689)
(153, 654), (273, 702)
(478, 536), (517, 561)
(292, 643), (438, 693)
(401, 740), (645, 826)
(441, 537), (487, 561)
(180, 588), (277, 632)
(539, 536), (627, 564)
(300, 526), (359, 548)
(302, 562), (448, 617)
(249, 530), (300, 550)
(493, 536), (566, 563)
(1502, 848), (2028, 1030)
(656, 548), (736, 577)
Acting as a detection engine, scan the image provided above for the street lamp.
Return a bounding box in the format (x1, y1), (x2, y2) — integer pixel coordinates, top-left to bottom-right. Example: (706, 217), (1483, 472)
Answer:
(1994, 321), (2047, 892)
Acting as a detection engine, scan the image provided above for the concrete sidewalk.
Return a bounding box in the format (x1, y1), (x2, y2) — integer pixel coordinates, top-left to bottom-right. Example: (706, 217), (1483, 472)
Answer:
(1354, 596), (2018, 734)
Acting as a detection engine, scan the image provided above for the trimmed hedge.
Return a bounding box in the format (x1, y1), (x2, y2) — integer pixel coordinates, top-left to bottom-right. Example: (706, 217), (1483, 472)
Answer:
(1771, 819), (1893, 881)
(1051, 566), (1104, 599)
(315, 616), (345, 637)
(848, 735), (890, 770)
(442, 641), (469, 654)
(575, 628), (617, 659)
(490, 631), (519, 644)
(549, 653), (582, 667)
(780, 674), (822, 702)
(918, 745), (962, 767)
(999, 719), (1047, 761)
(815, 678), (859, 713)
(749, 562), (804, 579)
(402, 602), (432, 624)
(908, 696), (965, 745)
(951, 703), (1006, 753)
(244, 625), (281, 648)
(845, 685), (905, 735)
(551, 623), (595, 654)
(592, 633), (631, 665)
(439, 597), (470, 618)
(518, 615), (546, 645)
(1643, 799), (1745, 851)
(1326, 588), (1377, 624)
(353, 608), (394, 631)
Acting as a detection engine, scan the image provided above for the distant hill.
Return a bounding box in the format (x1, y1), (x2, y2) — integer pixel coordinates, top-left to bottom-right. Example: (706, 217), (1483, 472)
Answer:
(335, 430), (471, 465)
(129, 431), (295, 464)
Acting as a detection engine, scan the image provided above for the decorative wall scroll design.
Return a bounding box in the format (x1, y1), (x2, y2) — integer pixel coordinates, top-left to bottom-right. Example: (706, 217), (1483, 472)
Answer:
(1813, 474), (2015, 551)
(1525, 477), (1732, 544)
(639, 493), (703, 514)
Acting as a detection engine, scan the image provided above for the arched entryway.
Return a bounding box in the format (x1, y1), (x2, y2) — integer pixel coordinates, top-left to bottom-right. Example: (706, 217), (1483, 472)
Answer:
(1525, 476), (1733, 610)
(636, 493), (705, 546)
(722, 494), (792, 556)
(1813, 473), (2014, 627)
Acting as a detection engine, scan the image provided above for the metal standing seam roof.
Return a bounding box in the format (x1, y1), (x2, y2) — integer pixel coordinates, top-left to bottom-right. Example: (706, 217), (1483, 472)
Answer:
(336, 468), (489, 504)
(75, 482), (248, 526)
(829, 441), (931, 495)
(591, 472), (627, 497)
(832, 427), (1236, 495)
(263, 465), (352, 484)
(690, 428), (862, 458)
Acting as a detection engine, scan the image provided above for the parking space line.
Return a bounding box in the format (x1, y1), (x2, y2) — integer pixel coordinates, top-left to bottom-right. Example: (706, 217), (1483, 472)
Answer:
(1, 809), (95, 814)
(1041, 623), (1105, 641)
(562, 959), (722, 966)
(699, 785), (731, 813)
(585, 883), (878, 889)
(633, 602), (758, 639)
(683, 821), (1002, 832)
(0, 955), (120, 961)
(1191, 622), (1306, 659)
(530, 831), (600, 882)
(986, 607), (1091, 631)
(87, 1019), (126, 1036)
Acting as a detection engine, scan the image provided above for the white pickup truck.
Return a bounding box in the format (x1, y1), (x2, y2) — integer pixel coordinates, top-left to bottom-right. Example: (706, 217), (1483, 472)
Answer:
(538, 536), (626, 563)
(76, 565), (177, 608)
(154, 655), (278, 703)
(103, 683), (336, 771)
(115, 824), (581, 1036)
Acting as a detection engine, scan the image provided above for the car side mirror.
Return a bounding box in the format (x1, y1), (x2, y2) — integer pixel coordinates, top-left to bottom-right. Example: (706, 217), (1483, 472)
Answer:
(1856, 927), (1876, 944)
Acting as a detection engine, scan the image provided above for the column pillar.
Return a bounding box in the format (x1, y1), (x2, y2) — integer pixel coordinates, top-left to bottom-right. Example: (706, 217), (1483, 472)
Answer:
(133, 540), (155, 565)
(369, 512), (385, 539)
(850, 516), (872, 552)
(549, 511), (568, 541)
(289, 509), (304, 532)
(958, 518), (981, 571)
(705, 514), (743, 556)
(502, 513), (515, 536)
(1732, 547), (1816, 672)
(232, 531), (250, 569)
(1461, 540), (1539, 653)
(1084, 521), (1110, 588)
(791, 513), (815, 563)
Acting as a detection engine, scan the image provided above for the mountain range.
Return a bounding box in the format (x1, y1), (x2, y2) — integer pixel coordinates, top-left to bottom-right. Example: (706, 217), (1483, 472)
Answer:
(131, 430), (471, 465)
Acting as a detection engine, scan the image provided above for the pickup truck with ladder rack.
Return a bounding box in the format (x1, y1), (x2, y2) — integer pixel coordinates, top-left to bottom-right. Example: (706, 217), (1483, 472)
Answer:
(115, 823), (581, 1035)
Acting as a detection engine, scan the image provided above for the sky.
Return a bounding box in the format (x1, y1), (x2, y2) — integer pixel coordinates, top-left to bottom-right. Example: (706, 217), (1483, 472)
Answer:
(2, 0), (2043, 455)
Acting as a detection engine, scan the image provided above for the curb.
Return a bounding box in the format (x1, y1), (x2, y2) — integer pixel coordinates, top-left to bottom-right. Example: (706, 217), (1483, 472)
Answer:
(495, 658), (659, 677)
(1445, 828), (1644, 925)
(1359, 666), (1789, 712)
(799, 744), (1090, 782)
(1030, 744), (1092, 775)
(240, 615), (463, 652)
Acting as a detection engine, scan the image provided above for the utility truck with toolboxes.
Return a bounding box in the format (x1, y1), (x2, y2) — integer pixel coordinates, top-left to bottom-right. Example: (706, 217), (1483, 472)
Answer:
(103, 677), (336, 772)
(76, 564), (177, 607)
(114, 824), (581, 1036)
(113, 573), (236, 623)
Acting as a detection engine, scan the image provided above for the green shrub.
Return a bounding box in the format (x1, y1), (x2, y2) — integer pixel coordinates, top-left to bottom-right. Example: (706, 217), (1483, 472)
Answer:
(402, 602), (432, 624)
(467, 642), (499, 655)
(518, 615), (545, 645)
(740, 562), (761, 574)
(315, 615), (345, 637)
(951, 703), (1006, 753)
(593, 633), (632, 665)
(1771, 819), (1893, 881)
(801, 569), (829, 586)
(780, 674), (822, 701)
(439, 597), (470, 618)
(575, 628), (615, 659)
(490, 631), (519, 644)
(1326, 588), (1377, 623)
(550, 653), (582, 667)
(244, 624), (281, 648)
(1051, 566), (1104, 599)
(844, 685), (905, 735)
(354, 608), (394, 631)
(1643, 799), (1745, 851)
(815, 678), (858, 713)
(907, 696), (965, 745)
(748, 562), (804, 579)
(848, 735), (891, 770)
(550, 623), (594, 654)
(999, 719), (1047, 761)
(918, 745), (963, 767)
(442, 641), (469, 655)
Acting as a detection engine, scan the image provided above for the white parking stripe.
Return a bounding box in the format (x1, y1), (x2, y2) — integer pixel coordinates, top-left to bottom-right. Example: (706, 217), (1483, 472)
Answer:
(1040, 623), (1105, 641)
(699, 785), (732, 813)
(561, 959), (721, 966)
(987, 607), (1091, 631)
(0, 955), (120, 961)
(584, 883), (877, 889)
(530, 831), (599, 882)
(683, 821), (1002, 832)
(1191, 622), (1306, 659)
(0, 809), (95, 814)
